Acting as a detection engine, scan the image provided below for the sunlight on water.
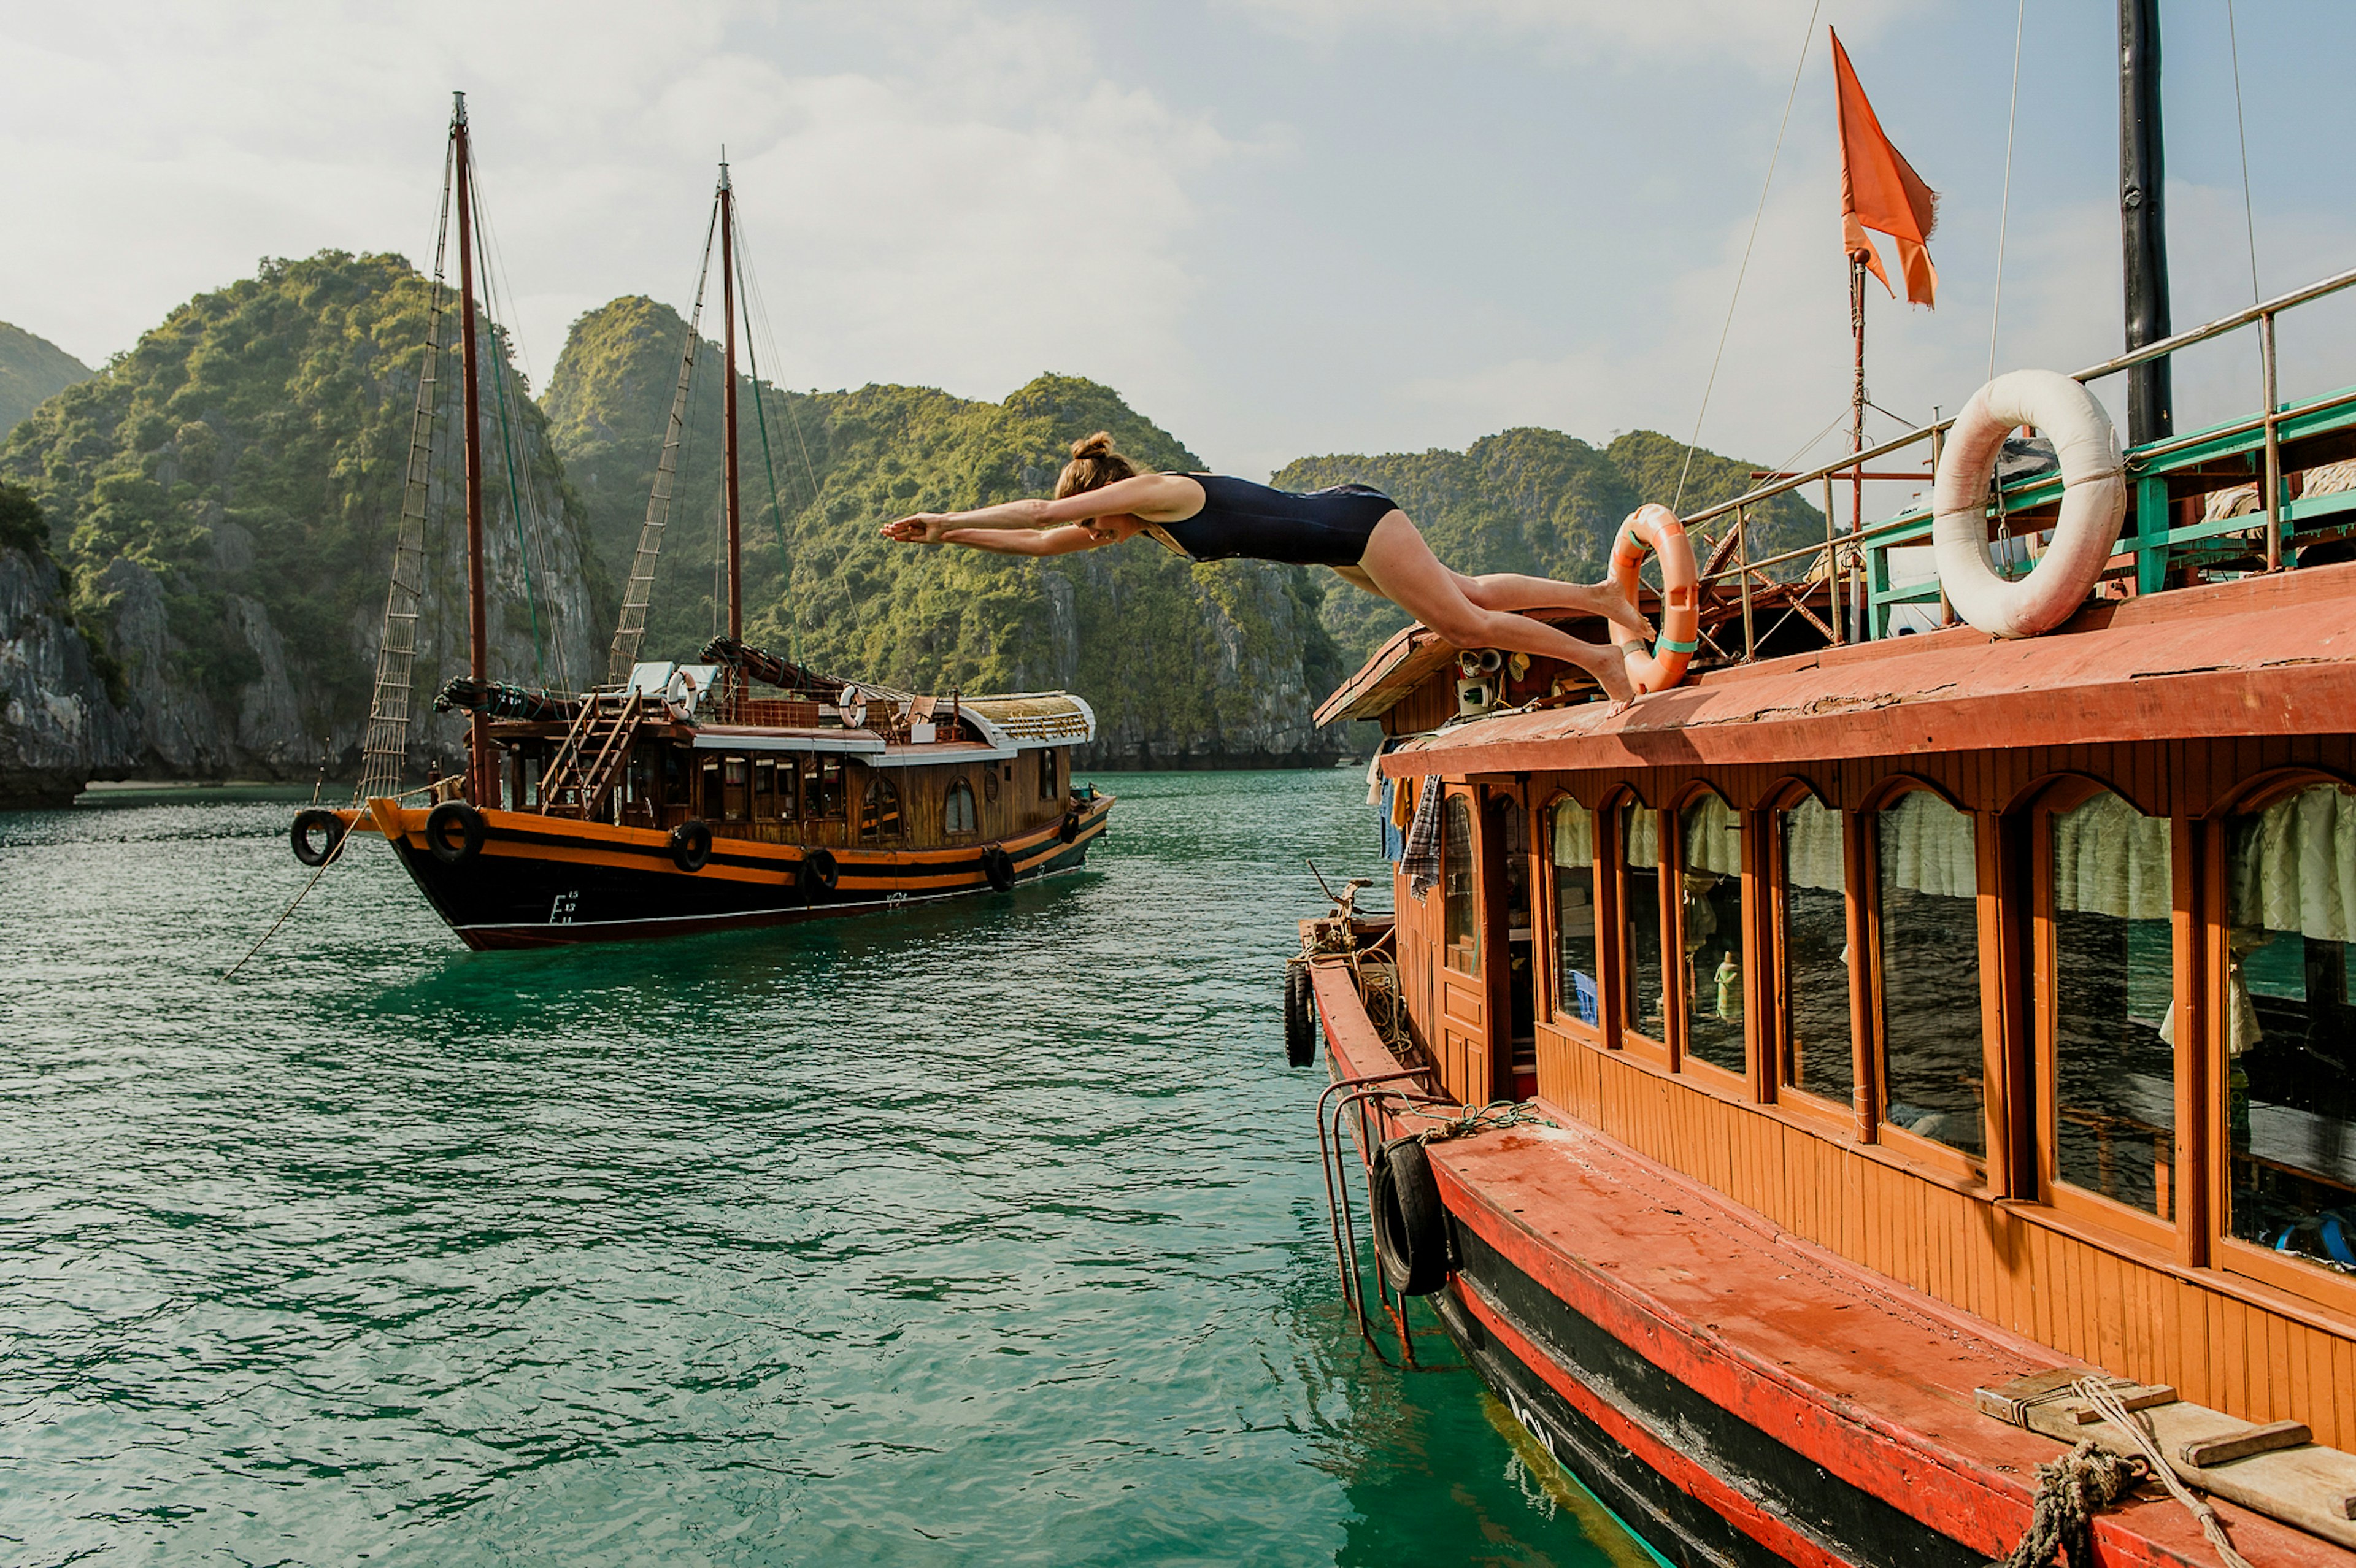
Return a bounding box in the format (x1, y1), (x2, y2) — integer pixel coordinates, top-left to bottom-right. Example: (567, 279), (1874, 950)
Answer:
(1, 772), (1644, 1566)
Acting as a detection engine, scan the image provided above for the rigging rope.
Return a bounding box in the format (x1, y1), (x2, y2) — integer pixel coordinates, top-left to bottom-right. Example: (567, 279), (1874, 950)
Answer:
(1673, 0), (1823, 513)
(2225, 0), (2262, 312)
(733, 220), (847, 623)
(484, 317), (549, 686)
(1988, 0), (2026, 382)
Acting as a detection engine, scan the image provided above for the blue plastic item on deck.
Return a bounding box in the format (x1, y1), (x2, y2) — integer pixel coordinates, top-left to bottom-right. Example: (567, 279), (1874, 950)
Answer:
(1571, 970), (1598, 1026)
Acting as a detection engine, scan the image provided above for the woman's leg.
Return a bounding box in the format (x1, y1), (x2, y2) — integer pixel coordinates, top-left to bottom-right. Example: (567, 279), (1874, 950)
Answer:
(1353, 512), (1638, 705)
(1450, 569), (1650, 640)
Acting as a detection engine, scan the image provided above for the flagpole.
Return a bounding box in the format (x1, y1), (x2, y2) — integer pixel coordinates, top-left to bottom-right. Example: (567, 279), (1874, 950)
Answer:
(1849, 255), (1867, 642)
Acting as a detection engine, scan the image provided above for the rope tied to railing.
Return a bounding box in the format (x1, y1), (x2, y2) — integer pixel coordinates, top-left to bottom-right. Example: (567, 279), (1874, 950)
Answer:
(1397, 1100), (1555, 1143)
(2071, 1377), (2257, 1568)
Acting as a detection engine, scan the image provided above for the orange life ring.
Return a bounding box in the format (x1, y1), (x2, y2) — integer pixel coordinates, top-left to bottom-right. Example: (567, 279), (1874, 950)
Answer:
(1608, 504), (1701, 694)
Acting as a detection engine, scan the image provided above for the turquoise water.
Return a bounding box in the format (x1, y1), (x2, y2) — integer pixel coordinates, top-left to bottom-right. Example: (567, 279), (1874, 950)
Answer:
(1, 771), (1650, 1567)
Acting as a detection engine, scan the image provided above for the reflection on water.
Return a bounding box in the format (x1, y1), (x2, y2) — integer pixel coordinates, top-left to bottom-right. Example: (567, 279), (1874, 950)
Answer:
(1, 772), (1642, 1566)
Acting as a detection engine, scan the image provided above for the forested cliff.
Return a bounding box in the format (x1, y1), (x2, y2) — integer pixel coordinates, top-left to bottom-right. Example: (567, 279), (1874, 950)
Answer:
(0, 254), (1819, 804)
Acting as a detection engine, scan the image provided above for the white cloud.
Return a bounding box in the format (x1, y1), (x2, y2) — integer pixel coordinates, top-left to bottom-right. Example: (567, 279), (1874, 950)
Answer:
(1215, 0), (1923, 64)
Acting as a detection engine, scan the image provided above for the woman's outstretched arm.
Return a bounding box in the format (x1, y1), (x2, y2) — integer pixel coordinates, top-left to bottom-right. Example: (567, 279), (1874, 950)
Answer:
(936, 525), (1112, 557)
(882, 474), (1197, 542)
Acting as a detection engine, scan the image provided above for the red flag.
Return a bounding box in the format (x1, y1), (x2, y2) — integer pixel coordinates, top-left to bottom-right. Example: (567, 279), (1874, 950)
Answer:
(1831, 28), (1938, 308)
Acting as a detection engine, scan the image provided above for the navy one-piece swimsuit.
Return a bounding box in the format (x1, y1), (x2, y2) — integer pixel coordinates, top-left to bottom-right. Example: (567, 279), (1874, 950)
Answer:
(1147, 475), (1396, 567)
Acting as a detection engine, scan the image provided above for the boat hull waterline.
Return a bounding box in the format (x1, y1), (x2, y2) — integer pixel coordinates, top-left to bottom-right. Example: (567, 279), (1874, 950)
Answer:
(360, 794), (1115, 949)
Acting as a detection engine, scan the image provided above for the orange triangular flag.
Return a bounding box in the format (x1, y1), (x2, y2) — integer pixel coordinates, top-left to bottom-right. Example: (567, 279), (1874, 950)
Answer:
(1831, 28), (1938, 308)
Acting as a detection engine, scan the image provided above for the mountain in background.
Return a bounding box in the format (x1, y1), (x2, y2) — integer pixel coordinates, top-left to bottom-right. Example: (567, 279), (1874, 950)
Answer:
(1, 252), (602, 786)
(1278, 428), (1824, 669)
(542, 297), (1344, 766)
(0, 322), (93, 439)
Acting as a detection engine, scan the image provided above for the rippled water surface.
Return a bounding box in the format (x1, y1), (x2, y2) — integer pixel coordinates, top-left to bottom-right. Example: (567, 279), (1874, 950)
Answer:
(1, 772), (1653, 1566)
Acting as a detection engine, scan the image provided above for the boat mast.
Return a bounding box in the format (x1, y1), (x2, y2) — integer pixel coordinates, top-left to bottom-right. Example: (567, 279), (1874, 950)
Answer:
(453, 91), (492, 802)
(719, 156), (742, 647)
(2120, 0), (2172, 444)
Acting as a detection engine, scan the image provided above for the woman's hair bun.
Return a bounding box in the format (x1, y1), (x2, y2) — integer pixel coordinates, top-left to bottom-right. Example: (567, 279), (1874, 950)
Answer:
(1070, 431), (1118, 460)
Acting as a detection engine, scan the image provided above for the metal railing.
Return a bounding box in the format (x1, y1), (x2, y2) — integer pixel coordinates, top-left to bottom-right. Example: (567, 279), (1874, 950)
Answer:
(1679, 262), (2356, 657)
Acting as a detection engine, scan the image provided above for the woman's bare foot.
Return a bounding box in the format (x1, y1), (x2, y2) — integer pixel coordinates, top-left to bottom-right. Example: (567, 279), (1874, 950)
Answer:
(1586, 641), (1638, 710)
(1593, 575), (1654, 647)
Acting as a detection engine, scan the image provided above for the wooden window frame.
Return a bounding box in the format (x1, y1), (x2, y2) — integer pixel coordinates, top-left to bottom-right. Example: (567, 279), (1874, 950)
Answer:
(1761, 778), (1855, 1131)
(1441, 788), (1481, 980)
(1860, 776), (1993, 1186)
(1538, 789), (1605, 1050)
(944, 777), (979, 837)
(1668, 781), (1746, 1094)
(2203, 769), (2356, 1318)
(1607, 791), (1671, 1067)
(2025, 775), (2179, 1256)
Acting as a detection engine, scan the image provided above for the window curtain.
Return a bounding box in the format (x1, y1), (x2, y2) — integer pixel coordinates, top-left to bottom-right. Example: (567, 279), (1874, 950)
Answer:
(1684, 794), (1742, 876)
(1551, 799), (1593, 867)
(1625, 805), (1660, 870)
(1783, 797), (1844, 892)
(1879, 789), (1976, 898)
(2051, 791), (2171, 921)
(2230, 783), (2356, 943)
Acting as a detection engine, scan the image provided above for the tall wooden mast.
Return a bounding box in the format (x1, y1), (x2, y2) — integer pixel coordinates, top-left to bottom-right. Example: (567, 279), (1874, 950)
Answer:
(453, 92), (491, 802)
(719, 158), (742, 644)
(2120, 0), (2172, 444)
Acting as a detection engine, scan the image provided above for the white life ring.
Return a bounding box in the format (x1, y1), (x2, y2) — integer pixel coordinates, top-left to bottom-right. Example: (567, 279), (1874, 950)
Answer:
(1931, 369), (2127, 638)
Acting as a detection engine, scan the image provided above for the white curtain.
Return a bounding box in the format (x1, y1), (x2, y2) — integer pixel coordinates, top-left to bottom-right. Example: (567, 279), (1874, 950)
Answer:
(1551, 799), (1593, 867)
(1879, 790), (1977, 899)
(2052, 791), (2172, 921)
(1625, 805), (1660, 870)
(2231, 783), (2356, 943)
(1783, 797), (1844, 892)
(1684, 794), (1742, 876)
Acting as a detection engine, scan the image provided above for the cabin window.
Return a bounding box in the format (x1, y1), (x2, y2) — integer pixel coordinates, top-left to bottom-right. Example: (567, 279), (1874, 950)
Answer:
(2047, 791), (2176, 1218)
(753, 758), (777, 820)
(1876, 789), (1985, 1159)
(699, 758), (722, 818)
(944, 778), (979, 835)
(1777, 796), (1854, 1105)
(663, 747), (690, 809)
(1442, 794), (1479, 976)
(2223, 782), (2356, 1276)
(1680, 794), (1746, 1075)
(1551, 800), (1598, 1026)
(775, 758), (800, 823)
(1619, 803), (1666, 1041)
(860, 773), (903, 843)
(805, 756), (846, 821)
(1039, 749), (1060, 801)
(722, 756), (750, 822)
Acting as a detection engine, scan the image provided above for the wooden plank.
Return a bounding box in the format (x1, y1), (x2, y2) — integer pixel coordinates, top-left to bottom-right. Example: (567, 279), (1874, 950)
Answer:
(2180, 1420), (2312, 1468)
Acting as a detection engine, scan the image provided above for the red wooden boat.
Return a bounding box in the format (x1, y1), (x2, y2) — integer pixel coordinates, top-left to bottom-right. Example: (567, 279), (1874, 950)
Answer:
(1295, 14), (2356, 1564)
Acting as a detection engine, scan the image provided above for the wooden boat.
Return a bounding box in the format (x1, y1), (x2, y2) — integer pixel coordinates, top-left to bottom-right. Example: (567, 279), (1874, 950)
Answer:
(293, 98), (1112, 948)
(1298, 15), (2356, 1566)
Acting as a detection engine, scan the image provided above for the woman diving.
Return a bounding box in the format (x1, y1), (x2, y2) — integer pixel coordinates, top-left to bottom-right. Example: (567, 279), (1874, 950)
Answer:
(880, 432), (1650, 705)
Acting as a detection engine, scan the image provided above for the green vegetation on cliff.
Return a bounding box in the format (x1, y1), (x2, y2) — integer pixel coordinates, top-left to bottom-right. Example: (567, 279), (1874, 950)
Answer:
(0, 322), (91, 440)
(544, 298), (1345, 763)
(1276, 428), (1825, 669)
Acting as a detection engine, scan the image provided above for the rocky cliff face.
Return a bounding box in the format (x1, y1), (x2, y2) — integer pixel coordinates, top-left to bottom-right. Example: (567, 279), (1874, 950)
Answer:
(0, 507), (138, 806)
(1, 252), (604, 789)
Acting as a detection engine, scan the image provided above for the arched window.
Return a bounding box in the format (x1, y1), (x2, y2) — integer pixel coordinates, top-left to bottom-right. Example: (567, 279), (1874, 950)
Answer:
(2047, 789), (2174, 1217)
(2223, 781), (2355, 1275)
(944, 778), (978, 835)
(1876, 788), (1984, 1158)
(1550, 799), (1597, 1026)
(1777, 794), (1852, 1105)
(1681, 793), (1745, 1075)
(860, 773), (902, 843)
(1619, 802), (1666, 1041)
(1442, 794), (1479, 976)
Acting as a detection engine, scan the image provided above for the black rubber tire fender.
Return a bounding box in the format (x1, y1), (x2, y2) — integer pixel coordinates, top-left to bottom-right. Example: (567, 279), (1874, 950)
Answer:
(1369, 1137), (1451, 1296)
(798, 847), (839, 896)
(1058, 812), (1080, 845)
(980, 844), (1015, 892)
(290, 807), (347, 867)
(425, 801), (487, 866)
(669, 818), (714, 874)
(1282, 964), (1317, 1068)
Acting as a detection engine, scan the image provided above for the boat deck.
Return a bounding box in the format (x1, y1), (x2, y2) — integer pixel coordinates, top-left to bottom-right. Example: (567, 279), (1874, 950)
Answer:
(1312, 960), (2354, 1567)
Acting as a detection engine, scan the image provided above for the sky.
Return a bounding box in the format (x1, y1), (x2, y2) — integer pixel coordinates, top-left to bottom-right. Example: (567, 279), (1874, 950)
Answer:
(5, 0), (2354, 498)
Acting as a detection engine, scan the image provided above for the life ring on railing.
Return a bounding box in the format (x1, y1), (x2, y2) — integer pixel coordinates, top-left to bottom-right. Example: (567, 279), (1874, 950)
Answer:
(290, 807), (347, 867)
(1932, 369), (2127, 638)
(425, 801), (486, 866)
(1608, 504), (1701, 694)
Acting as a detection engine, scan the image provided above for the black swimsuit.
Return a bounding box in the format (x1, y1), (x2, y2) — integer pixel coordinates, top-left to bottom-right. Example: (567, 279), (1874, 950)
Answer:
(1146, 475), (1396, 567)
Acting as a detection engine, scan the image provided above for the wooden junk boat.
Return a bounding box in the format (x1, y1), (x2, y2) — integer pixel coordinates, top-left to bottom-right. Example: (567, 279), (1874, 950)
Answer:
(1296, 19), (2356, 1568)
(291, 98), (1112, 948)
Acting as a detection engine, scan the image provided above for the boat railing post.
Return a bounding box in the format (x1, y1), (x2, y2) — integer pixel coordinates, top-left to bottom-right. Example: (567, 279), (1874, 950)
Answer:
(1823, 474), (1842, 644)
(2262, 309), (2284, 571)
(1736, 504), (1755, 660)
